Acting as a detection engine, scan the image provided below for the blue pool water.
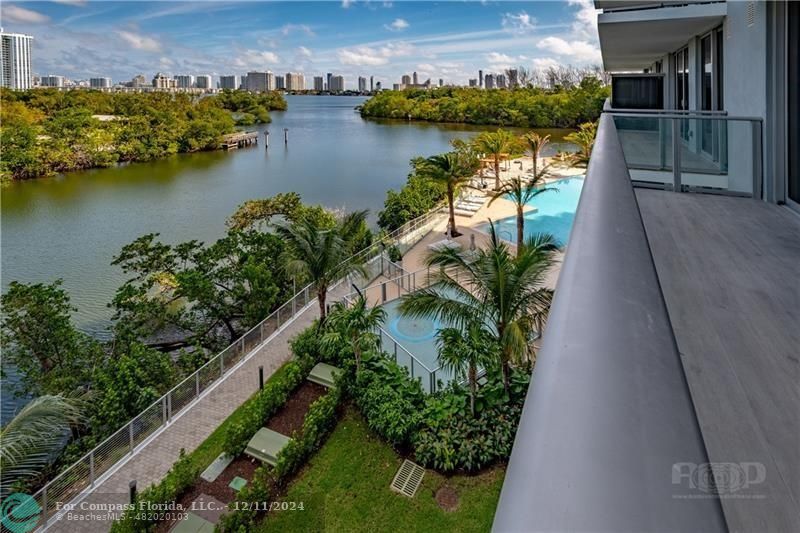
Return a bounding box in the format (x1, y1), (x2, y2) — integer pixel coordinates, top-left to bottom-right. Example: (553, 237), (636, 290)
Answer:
(479, 175), (585, 247)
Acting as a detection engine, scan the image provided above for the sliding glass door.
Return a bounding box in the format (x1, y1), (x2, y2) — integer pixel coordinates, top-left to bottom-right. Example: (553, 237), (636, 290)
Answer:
(789, 1), (799, 204)
(700, 29), (723, 160)
(674, 47), (689, 140)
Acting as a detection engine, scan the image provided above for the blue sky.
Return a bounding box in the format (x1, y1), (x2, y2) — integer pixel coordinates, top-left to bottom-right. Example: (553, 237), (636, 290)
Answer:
(0, 1), (600, 88)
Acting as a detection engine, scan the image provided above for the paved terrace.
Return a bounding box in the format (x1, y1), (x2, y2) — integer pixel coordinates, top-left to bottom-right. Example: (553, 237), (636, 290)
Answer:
(637, 190), (800, 532)
(45, 283), (350, 532)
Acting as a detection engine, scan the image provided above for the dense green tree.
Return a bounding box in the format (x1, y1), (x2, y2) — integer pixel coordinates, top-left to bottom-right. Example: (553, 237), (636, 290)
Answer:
(437, 324), (497, 417)
(322, 295), (386, 372)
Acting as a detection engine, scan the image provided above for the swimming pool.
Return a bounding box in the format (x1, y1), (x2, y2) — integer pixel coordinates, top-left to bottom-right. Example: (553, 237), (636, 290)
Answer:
(479, 175), (585, 247)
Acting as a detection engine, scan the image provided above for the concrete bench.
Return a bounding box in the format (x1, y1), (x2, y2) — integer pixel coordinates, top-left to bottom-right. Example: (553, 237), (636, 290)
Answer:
(244, 427), (291, 466)
(308, 362), (341, 388)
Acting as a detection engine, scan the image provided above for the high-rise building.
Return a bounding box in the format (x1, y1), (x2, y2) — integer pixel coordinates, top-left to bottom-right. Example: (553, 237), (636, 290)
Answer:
(174, 75), (194, 88)
(313, 76), (324, 91)
(195, 75), (212, 89)
(375, 81), (382, 91)
(329, 75), (345, 92)
(286, 72), (305, 91)
(496, 74), (507, 89)
(478, 69), (483, 88)
(40, 75), (64, 88)
(508, 69), (518, 88)
(1, 31), (33, 89)
(275, 75), (285, 90)
(266, 71), (276, 91)
(370, 75), (374, 92)
(326, 72), (332, 92)
(358, 76), (367, 92)
(239, 75), (246, 89)
(220, 75), (237, 89)
(412, 71), (418, 85)
(469, 78), (478, 87)
(392, 83), (401, 91)
(401, 74), (411, 86)
(129, 74), (147, 88)
(484, 73), (495, 89)
(439, 78), (444, 87)
(152, 72), (171, 89)
(90, 77), (112, 89)
(246, 71), (268, 92)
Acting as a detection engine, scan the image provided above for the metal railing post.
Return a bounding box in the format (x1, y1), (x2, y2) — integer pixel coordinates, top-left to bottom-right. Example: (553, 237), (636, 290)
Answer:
(168, 392), (172, 420)
(671, 117), (682, 192)
(129, 423), (134, 453)
(162, 396), (167, 424)
(752, 120), (763, 199)
(42, 488), (48, 525)
(89, 452), (95, 487)
(411, 357), (415, 379)
(220, 353), (225, 377)
(195, 372), (200, 397)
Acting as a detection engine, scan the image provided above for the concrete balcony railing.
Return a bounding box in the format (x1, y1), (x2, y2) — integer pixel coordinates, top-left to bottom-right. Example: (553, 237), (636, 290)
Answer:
(492, 113), (727, 532)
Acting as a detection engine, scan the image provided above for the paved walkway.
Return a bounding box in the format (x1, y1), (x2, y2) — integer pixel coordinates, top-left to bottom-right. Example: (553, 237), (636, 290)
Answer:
(44, 285), (348, 532)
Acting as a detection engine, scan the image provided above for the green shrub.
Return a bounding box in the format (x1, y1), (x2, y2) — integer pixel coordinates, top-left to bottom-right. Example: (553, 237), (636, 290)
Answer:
(377, 161), (446, 232)
(222, 357), (313, 456)
(110, 449), (198, 532)
(352, 355), (425, 446)
(217, 465), (277, 532)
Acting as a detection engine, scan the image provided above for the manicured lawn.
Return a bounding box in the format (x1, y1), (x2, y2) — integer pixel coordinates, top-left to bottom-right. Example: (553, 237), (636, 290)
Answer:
(258, 408), (505, 532)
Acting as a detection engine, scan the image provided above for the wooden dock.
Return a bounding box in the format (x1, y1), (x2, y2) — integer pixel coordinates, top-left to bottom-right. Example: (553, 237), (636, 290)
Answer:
(221, 131), (258, 150)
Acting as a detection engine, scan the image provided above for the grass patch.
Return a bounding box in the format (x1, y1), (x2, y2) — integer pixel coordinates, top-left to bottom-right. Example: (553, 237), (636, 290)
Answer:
(258, 408), (504, 532)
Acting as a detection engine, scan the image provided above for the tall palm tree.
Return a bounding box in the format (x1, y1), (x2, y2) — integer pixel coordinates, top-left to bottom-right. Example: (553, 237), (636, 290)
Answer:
(416, 151), (478, 238)
(473, 129), (517, 190)
(523, 132), (550, 177)
(437, 324), (496, 417)
(399, 223), (557, 393)
(489, 169), (558, 254)
(1, 395), (82, 498)
(323, 294), (386, 372)
(275, 211), (368, 326)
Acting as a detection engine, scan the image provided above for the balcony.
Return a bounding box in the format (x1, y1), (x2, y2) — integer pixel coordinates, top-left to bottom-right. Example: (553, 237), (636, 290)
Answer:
(493, 113), (800, 531)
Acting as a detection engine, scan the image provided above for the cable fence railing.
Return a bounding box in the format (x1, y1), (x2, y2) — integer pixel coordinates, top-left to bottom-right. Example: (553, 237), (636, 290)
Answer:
(31, 207), (447, 530)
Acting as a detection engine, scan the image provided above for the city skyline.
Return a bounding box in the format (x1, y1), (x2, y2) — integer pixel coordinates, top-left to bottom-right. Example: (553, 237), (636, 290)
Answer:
(0, 1), (600, 90)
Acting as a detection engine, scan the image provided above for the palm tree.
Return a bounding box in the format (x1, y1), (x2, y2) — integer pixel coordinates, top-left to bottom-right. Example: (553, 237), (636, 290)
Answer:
(275, 211), (368, 326)
(564, 121), (597, 167)
(1, 395), (82, 498)
(399, 223), (557, 393)
(489, 169), (558, 254)
(322, 294), (386, 372)
(437, 324), (496, 417)
(523, 132), (550, 177)
(416, 151), (478, 238)
(473, 129), (517, 190)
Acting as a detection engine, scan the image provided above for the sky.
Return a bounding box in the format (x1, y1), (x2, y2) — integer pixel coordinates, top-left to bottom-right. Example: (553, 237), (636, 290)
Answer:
(0, 1), (601, 89)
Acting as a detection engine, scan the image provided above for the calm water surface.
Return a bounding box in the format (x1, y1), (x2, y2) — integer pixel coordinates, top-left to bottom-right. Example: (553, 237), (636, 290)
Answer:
(2, 95), (572, 335)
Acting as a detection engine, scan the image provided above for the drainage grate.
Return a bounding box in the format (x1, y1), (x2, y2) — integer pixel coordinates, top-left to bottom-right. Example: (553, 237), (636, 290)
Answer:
(390, 459), (425, 498)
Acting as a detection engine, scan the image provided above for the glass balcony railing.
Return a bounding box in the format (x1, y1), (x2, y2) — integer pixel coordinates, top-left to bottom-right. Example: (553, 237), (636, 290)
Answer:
(609, 111), (763, 197)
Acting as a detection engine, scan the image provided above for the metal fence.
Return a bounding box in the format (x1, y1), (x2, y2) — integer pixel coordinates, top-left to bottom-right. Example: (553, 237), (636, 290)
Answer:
(31, 206), (447, 530)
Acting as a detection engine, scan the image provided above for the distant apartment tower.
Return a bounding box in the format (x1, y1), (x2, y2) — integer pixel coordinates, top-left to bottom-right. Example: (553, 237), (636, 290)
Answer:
(358, 76), (367, 92)
(129, 74), (147, 88)
(329, 75), (345, 92)
(275, 75), (285, 90)
(219, 75), (237, 89)
(313, 76), (324, 91)
(266, 71), (276, 90)
(152, 72), (171, 88)
(375, 81), (382, 91)
(484, 73), (495, 89)
(507, 69), (518, 88)
(370, 75), (374, 92)
(40, 75), (64, 88)
(1, 31), (33, 89)
(469, 78), (478, 87)
(478, 69), (483, 88)
(90, 77), (111, 89)
(246, 71), (268, 92)
(412, 71), (418, 85)
(401, 74), (411, 85)
(439, 78), (443, 87)
(392, 83), (401, 91)
(195, 75), (212, 89)
(286, 72), (305, 91)
(174, 75), (194, 88)
(326, 72), (332, 91)
(496, 74), (507, 89)
(239, 75), (246, 89)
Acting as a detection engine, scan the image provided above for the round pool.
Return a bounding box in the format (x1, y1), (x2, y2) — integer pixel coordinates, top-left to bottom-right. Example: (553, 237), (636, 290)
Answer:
(388, 315), (442, 343)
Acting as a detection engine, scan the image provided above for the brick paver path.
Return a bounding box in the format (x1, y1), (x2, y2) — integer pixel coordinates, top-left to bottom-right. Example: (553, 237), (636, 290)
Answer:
(45, 285), (347, 532)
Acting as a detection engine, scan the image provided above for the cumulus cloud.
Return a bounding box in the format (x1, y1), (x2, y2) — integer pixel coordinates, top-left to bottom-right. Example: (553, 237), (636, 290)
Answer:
(296, 46), (312, 58)
(117, 30), (162, 53)
(532, 57), (561, 70)
(2, 4), (50, 24)
(501, 11), (535, 34)
(342, 0), (354, 8)
(281, 24), (315, 37)
(385, 18), (409, 31)
(337, 41), (413, 66)
(568, 0), (599, 41)
(537, 36), (601, 63)
(233, 49), (280, 68)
